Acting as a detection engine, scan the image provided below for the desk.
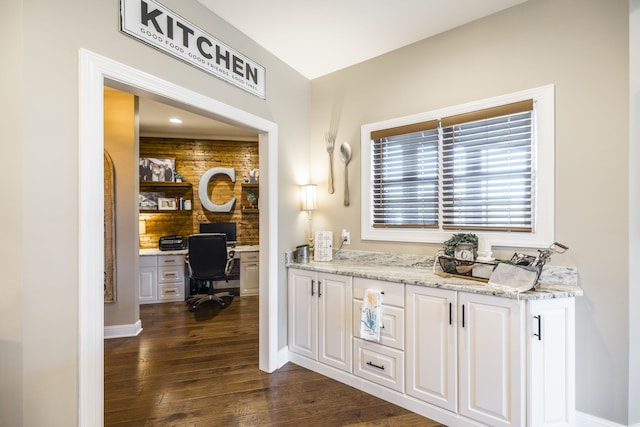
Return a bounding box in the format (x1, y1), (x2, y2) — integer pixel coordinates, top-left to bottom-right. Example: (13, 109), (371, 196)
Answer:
(139, 245), (259, 303)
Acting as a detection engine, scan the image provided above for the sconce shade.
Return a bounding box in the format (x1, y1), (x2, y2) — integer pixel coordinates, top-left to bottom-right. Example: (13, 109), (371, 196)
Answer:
(301, 184), (317, 211)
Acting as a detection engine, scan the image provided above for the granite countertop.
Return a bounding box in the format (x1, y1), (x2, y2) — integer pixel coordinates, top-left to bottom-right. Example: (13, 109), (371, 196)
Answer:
(286, 250), (582, 301)
(140, 244), (259, 256)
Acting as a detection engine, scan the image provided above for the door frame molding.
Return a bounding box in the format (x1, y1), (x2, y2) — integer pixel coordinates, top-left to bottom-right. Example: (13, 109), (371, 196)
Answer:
(78, 48), (279, 425)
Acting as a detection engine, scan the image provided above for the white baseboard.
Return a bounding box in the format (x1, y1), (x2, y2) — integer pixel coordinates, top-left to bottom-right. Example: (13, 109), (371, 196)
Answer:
(104, 320), (142, 339)
(576, 411), (639, 427)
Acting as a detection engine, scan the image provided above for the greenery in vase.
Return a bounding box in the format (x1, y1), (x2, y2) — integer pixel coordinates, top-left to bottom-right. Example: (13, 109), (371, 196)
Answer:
(443, 233), (478, 257)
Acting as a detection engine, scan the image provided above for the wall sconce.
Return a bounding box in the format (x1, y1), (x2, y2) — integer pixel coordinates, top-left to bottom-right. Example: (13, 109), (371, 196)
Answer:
(300, 184), (317, 250)
(139, 219), (146, 235)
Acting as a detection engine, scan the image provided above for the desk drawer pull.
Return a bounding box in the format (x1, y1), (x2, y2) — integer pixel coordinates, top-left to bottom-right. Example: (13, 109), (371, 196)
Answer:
(366, 361), (385, 371)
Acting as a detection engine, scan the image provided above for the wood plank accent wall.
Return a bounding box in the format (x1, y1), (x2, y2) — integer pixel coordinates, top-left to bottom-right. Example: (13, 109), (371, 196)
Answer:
(139, 137), (259, 248)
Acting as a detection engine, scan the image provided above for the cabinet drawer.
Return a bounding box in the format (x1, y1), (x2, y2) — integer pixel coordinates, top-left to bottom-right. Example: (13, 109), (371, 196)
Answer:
(353, 300), (405, 350)
(240, 251), (259, 262)
(159, 283), (183, 300)
(139, 255), (157, 268)
(158, 254), (184, 267)
(158, 265), (185, 283)
(353, 277), (404, 307)
(353, 338), (405, 392)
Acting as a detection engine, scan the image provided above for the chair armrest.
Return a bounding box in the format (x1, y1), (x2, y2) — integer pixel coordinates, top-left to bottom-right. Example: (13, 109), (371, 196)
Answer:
(225, 250), (236, 276)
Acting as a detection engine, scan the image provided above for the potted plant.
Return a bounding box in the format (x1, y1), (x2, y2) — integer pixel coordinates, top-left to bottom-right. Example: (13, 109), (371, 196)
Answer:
(174, 171), (184, 183)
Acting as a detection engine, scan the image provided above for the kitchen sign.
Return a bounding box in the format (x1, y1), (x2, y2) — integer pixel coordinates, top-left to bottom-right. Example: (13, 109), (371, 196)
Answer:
(120, 0), (266, 98)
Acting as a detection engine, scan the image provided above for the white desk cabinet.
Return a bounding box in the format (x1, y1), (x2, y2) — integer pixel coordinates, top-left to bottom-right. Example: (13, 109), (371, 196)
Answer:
(139, 254), (185, 304)
(240, 251), (259, 296)
(288, 268), (353, 373)
(139, 255), (157, 303)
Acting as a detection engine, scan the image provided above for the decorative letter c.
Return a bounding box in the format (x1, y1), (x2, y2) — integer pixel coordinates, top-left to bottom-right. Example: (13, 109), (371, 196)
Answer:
(198, 167), (236, 212)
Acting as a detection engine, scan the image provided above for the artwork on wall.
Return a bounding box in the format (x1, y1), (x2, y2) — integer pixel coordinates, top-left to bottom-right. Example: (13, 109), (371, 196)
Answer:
(139, 157), (175, 182)
(158, 197), (178, 211)
(249, 168), (260, 183)
(139, 191), (164, 210)
(104, 150), (116, 303)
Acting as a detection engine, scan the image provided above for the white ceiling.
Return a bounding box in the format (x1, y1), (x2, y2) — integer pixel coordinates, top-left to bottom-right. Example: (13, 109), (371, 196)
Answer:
(140, 0), (527, 137)
(197, 0), (527, 79)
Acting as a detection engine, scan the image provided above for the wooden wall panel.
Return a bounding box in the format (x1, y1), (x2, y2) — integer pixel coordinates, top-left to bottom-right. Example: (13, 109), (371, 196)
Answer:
(139, 138), (259, 248)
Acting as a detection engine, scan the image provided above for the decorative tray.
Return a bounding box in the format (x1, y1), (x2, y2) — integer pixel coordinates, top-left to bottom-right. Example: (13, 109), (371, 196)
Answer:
(434, 254), (497, 283)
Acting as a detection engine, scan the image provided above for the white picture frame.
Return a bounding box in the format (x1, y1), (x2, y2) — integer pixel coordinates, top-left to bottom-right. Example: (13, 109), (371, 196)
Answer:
(157, 197), (177, 210)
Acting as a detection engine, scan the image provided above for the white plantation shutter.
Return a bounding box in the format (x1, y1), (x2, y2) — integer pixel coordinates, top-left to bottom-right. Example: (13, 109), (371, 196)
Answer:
(370, 100), (534, 232)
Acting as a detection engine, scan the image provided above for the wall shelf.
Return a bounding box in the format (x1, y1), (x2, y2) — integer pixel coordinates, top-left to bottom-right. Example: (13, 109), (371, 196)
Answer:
(140, 181), (192, 189)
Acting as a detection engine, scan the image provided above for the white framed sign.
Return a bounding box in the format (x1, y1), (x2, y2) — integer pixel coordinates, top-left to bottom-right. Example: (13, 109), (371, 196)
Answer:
(120, 0), (266, 99)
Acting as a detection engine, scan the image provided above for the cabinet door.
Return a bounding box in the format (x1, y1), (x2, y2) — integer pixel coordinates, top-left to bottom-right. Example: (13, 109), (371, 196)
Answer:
(139, 267), (157, 303)
(458, 293), (524, 427)
(406, 285), (457, 412)
(240, 252), (259, 296)
(317, 273), (353, 372)
(288, 269), (317, 359)
(528, 298), (575, 427)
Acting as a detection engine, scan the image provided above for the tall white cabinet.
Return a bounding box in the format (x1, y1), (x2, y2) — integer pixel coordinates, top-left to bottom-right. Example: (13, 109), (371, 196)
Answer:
(288, 269), (353, 373)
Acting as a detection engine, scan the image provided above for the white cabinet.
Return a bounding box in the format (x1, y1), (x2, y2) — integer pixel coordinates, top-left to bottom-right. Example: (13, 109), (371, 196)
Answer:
(528, 298), (575, 427)
(288, 268), (353, 373)
(458, 292), (524, 427)
(139, 255), (157, 303)
(407, 286), (575, 427)
(407, 286), (524, 427)
(139, 254), (185, 304)
(406, 286), (457, 412)
(240, 251), (259, 296)
(352, 278), (405, 392)
(288, 268), (576, 427)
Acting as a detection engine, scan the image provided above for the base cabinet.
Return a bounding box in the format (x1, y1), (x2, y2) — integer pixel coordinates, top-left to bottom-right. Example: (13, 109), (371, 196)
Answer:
(405, 285), (574, 427)
(139, 255), (158, 303)
(458, 292), (524, 427)
(289, 268), (576, 427)
(528, 298), (575, 427)
(139, 254), (185, 304)
(288, 268), (353, 373)
(240, 251), (259, 296)
(406, 286), (457, 412)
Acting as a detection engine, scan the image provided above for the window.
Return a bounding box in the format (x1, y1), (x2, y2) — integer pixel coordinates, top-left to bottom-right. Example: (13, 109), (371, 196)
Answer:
(361, 85), (555, 248)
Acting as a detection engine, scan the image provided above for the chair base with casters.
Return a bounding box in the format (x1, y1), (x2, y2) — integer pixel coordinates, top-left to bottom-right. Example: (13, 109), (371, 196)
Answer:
(185, 233), (236, 312)
(185, 280), (235, 312)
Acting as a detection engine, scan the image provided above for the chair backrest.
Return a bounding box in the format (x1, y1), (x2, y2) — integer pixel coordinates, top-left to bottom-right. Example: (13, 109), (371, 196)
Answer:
(187, 233), (229, 281)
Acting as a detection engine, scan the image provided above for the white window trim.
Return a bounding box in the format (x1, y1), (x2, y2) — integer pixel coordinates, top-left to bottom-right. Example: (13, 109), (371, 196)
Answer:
(360, 84), (555, 249)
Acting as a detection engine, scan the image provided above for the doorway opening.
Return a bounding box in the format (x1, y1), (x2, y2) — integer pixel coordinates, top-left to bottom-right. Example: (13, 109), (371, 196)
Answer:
(79, 49), (280, 425)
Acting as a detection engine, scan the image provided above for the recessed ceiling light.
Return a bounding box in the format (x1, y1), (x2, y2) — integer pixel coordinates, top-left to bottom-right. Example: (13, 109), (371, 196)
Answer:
(169, 117), (182, 124)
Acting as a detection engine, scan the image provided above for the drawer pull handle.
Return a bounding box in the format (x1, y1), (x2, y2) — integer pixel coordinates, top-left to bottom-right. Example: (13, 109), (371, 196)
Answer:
(366, 361), (385, 371)
(165, 290), (176, 294)
(164, 260), (176, 263)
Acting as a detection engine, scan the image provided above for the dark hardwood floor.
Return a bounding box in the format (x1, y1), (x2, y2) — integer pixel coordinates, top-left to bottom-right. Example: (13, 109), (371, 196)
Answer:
(104, 296), (445, 426)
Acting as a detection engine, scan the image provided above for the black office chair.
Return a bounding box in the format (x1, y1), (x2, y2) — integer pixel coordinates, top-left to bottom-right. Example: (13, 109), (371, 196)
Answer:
(185, 233), (235, 312)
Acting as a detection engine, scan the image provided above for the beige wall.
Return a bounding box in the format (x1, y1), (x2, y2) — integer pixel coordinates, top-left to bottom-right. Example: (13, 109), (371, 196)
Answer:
(310, 0), (632, 424)
(0, 0), (23, 426)
(104, 89), (140, 328)
(1, 0), (310, 425)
